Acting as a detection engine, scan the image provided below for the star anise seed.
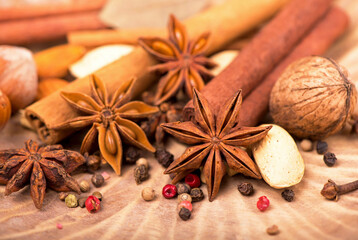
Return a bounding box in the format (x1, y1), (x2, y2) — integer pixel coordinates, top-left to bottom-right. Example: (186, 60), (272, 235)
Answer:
(139, 15), (216, 105)
(0, 140), (85, 209)
(51, 75), (159, 175)
(161, 89), (271, 201)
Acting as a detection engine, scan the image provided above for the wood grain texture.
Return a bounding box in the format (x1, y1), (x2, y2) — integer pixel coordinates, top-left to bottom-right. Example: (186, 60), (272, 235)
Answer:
(1, 0), (358, 239)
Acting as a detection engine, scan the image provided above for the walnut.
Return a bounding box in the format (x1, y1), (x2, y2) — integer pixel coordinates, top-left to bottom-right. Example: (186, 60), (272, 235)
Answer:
(270, 56), (357, 139)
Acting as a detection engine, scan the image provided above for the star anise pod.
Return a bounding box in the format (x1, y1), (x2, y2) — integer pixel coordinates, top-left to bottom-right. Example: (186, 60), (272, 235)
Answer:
(52, 75), (159, 175)
(138, 15), (216, 105)
(0, 140), (85, 209)
(161, 89), (272, 201)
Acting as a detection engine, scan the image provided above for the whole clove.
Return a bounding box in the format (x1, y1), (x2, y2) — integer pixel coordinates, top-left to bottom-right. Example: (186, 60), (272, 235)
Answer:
(323, 152), (337, 167)
(321, 179), (358, 201)
(134, 165), (149, 184)
(155, 147), (174, 168)
(238, 182), (254, 196)
(281, 189), (295, 202)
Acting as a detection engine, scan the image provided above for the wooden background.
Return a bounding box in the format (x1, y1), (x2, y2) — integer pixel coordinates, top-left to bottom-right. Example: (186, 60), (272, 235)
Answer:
(1, 0), (358, 239)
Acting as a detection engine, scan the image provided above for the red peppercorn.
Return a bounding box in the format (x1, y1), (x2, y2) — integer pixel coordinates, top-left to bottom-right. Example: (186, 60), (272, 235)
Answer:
(257, 196), (270, 211)
(178, 200), (192, 211)
(85, 196), (101, 213)
(162, 184), (177, 199)
(185, 174), (201, 188)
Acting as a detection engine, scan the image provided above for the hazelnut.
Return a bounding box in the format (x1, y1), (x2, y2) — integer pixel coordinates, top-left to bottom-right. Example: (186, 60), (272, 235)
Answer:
(0, 46), (38, 112)
(0, 90), (11, 130)
(270, 56), (357, 139)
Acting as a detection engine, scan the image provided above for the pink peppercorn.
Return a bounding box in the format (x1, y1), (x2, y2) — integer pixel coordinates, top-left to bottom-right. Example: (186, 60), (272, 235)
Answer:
(257, 196), (270, 211)
(185, 174), (201, 188)
(85, 196), (101, 213)
(162, 184), (177, 199)
(178, 200), (192, 211)
(101, 171), (110, 181)
(56, 223), (63, 229)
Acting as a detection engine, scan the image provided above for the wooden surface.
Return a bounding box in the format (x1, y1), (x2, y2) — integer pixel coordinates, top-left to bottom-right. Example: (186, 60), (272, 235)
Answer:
(2, 0), (358, 239)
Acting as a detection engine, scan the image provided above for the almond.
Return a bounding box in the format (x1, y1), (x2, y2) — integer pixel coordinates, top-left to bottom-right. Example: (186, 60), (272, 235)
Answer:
(35, 44), (86, 78)
(36, 78), (69, 100)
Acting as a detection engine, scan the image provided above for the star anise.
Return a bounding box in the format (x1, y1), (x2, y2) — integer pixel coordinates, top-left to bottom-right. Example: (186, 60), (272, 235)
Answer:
(51, 75), (159, 175)
(138, 15), (216, 105)
(161, 89), (272, 201)
(0, 140), (85, 209)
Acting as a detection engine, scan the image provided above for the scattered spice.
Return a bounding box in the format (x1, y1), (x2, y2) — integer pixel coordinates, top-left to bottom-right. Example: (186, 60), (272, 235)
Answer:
(316, 141), (328, 154)
(257, 196), (270, 211)
(162, 184), (177, 199)
(142, 187), (155, 201)
(51, 75), (158, 175)
(281, 189), (295, 202)
(65, 194), (78, 208)
(80, 180), (90, 192)
(266, 225), (279, 235)
(162, 90), (270, 201)
(190, 188), (204, 202)
(56, 223), (63, 230)
(179, 207), (191, 221)
(321, 179), (358, 201)
(300, 139), (313, 152)
(124, 146), (142, 164)
(78, 197), (87, 208)
(178, 201), (192, 212)
(323, 152), (337, 167)
(91, 173), (105, 187)
(85, 153), (101, 173)
(92, 191), (103, 201)
(0, 140), (84, 209)
(101, 171), (110, 181)
(59, 192), (69, 201)
(238, 182), (254, 196)
(176, 183), (191, 195)
(155, 147), (174, 168)
(85, 196), (101, 213)
(185, 174), (201, 188)
(136, 157), (149, 169)
(178, 193), (192, 203)
(134, 165), (149, 184)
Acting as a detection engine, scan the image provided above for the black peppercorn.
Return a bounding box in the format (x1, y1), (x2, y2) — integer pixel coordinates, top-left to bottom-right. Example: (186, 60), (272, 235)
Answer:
(155, 147), (174, 168)
(78, 197), (87, 208)
(323, 152), (337, 167)
(316, 141), (328, 154)
(179, 207), (191, 221)
(281, 189), (295, 202)
(238, 182), (254, 196)
(124, 146), (142, 164)
(176, 183), (191, 195)
(85, 153), (101, 173)
(190, 188), (204, 202)
(134, 165), (149, 184)
(91, 173), (105, 188)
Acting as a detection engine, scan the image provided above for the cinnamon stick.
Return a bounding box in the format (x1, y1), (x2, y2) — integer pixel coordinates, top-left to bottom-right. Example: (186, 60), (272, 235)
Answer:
(183, 0), (333, 119)
(25, 0), (288, 144)
(0, 11), (107, 45)
(67, 0), (289, 51)
(239, 7), (349, 126)
(0, 0), (106, 21)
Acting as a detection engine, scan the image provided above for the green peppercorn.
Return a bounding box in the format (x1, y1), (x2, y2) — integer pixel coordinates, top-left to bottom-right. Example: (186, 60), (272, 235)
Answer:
(65, 194), (78, 208)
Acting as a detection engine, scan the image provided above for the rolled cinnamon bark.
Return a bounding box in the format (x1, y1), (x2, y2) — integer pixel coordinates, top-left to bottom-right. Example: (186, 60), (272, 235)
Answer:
(239, 7), (349, 126)
(25, 0), (288, 144)
(183, 0), (333, 119)
(0, 11), (107, 45)
(68, 0), (289, 52)
(0, 0), (106, 21)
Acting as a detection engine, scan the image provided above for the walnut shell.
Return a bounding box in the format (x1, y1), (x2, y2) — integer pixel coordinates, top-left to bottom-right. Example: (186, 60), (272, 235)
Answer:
(270, 56), (357, 139)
